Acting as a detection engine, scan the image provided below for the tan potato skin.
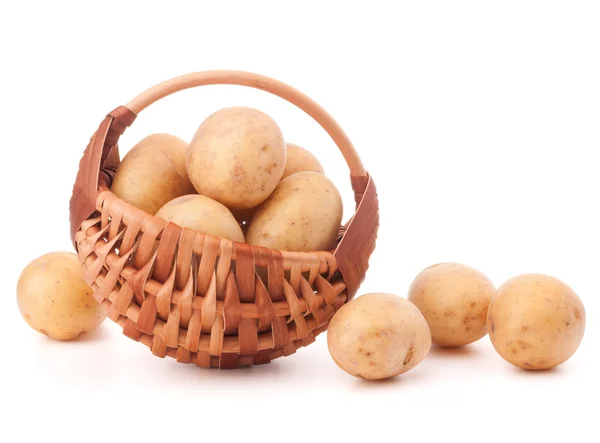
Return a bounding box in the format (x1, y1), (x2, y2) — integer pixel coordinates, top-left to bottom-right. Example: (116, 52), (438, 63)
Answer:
(281, 143), (324, 179)
(111, 133), (195, 215)
(246, 171), (342, 252)
(327, 293), (432, 380)
(186, 107), (285, 210)
(487, 274), (586, 370)
(17, 252), (106, 340)
(156, 194), (244, 243)
(232, 143), (322, 221)
(408, 263), (495, 347)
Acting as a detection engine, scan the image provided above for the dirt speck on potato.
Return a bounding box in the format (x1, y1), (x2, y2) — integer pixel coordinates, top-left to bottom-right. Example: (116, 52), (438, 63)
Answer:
(403, 344), (415, 366)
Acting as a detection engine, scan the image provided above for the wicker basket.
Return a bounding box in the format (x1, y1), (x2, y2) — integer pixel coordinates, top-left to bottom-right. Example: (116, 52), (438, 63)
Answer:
(69, 71), (379, 368)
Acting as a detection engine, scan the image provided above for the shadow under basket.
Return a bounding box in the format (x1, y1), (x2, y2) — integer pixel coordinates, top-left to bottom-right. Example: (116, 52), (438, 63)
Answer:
(69, 70), (379, 369)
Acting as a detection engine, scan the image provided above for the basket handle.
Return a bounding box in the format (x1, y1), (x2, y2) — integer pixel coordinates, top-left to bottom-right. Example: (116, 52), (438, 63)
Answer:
(70, 70), (368, 242)
(127, 71), (366, 175)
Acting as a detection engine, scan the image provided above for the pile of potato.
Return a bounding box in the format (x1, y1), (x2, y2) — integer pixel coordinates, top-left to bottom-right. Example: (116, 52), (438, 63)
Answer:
(112, 107), (342, 252)
(327, 263), (586, 380)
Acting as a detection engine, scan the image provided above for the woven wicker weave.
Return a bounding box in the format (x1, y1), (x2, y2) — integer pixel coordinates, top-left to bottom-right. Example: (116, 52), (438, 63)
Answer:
(69, 71), (379, 368)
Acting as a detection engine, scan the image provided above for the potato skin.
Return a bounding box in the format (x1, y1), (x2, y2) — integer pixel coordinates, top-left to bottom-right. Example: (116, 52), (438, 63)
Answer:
(246, 171), (342, 252)
(328, 293), (431, 380)
(111, 133), (195, 215)
(487, 274), (586, 370)
(282, 143), (324, 179)
(17, 252), (106, 340)
(155, 194), (244, 242)
(186, 107), (285, 210)
(408, 263), (495, 347)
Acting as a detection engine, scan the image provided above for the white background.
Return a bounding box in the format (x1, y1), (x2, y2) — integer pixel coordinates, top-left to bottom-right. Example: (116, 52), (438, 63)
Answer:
(1, 1), (599, 442)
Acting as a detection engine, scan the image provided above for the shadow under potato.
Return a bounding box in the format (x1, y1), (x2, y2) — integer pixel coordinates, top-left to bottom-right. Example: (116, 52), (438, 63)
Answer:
(509, 363), (566, 377)
(38, 324), (111, 345)
(348, 363), (434, 389)
(428, 344), (482, 358)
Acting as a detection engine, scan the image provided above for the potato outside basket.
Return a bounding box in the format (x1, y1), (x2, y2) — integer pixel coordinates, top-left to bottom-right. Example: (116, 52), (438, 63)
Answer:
(69, 71), (379, 368)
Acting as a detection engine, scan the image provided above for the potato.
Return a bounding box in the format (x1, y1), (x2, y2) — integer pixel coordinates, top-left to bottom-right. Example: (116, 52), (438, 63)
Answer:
(408, 263), (495, 347)
(281, 143), (324, 179)
(17, 252), (106, 340)
(246, 171), (342, 252)
(155, 194), (244, 242)
(487, 274), (586, 370)
(186, 107), (285, 210)
(112, 133), (195, 214)
(327, 293), (432, 380)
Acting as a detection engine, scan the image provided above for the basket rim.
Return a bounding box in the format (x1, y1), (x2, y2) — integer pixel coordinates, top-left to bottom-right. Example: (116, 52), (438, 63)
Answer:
(93, 187), (343, 268)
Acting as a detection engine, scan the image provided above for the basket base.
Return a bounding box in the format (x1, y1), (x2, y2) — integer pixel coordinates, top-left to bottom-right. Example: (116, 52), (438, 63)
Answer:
(75, 188), (359, 369)
(102, 298), (330, 369)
